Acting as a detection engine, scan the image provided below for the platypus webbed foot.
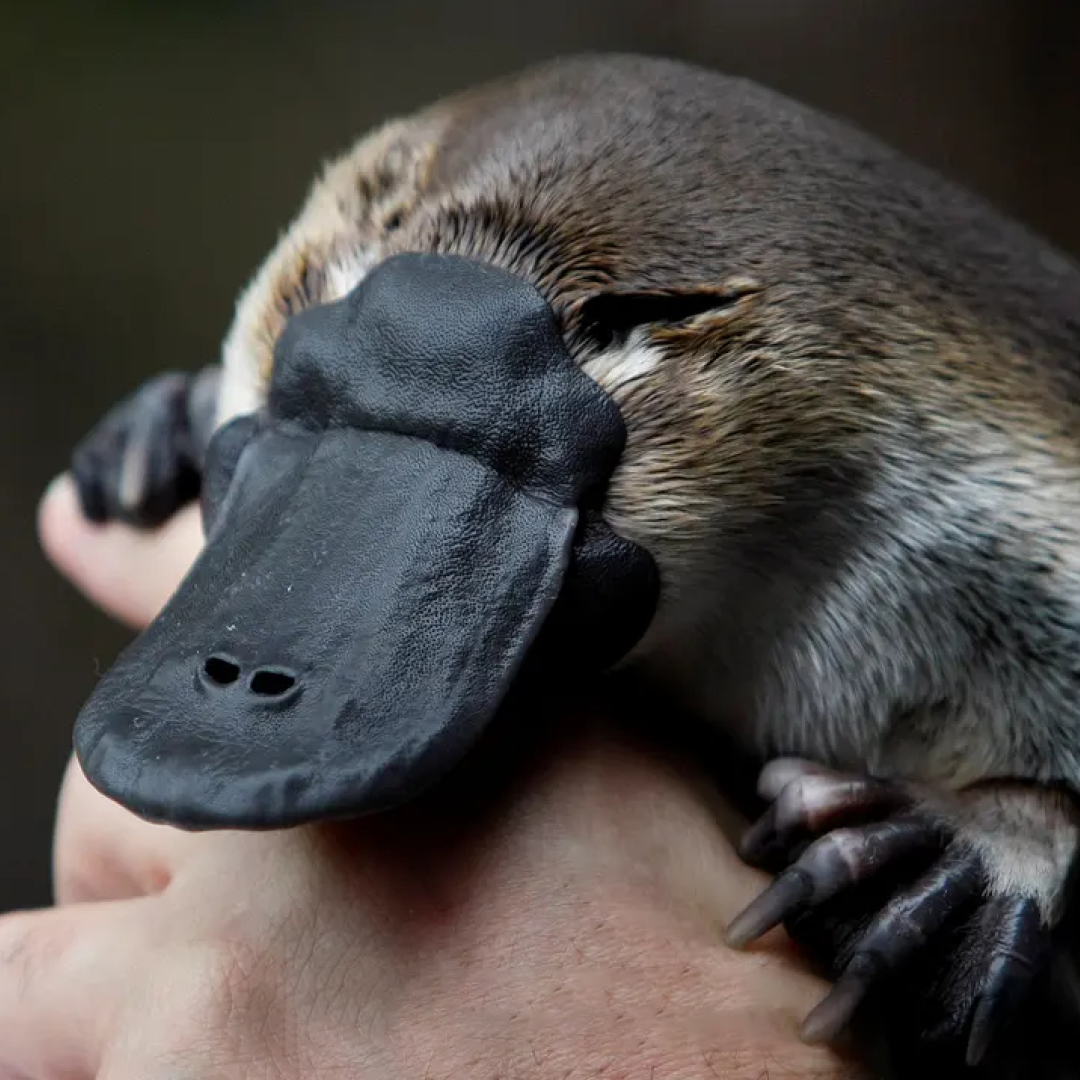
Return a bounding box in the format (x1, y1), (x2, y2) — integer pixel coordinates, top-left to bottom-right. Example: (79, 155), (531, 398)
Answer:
(71, 366), (220, 528)
(726, 758), (1080, 1068)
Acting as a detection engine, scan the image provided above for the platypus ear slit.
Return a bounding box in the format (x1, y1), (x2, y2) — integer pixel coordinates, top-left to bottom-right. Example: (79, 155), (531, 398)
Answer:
(575, 277), (762, 349)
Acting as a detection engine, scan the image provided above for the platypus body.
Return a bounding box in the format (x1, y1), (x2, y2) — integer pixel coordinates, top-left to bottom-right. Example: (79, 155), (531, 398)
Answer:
(68, 54), (1080, 1078)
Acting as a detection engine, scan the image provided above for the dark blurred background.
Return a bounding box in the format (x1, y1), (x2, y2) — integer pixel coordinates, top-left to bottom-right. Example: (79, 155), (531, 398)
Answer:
(2, 0), (1077, 910)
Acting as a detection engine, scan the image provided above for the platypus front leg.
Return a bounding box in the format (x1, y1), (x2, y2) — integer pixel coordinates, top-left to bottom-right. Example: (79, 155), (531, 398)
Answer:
(725, 758), (1080, 1067)
(71, 366), (220, 528)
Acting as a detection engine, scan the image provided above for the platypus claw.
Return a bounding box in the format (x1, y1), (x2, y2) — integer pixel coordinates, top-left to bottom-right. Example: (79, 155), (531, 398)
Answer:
(727, 758), (1079, 1069)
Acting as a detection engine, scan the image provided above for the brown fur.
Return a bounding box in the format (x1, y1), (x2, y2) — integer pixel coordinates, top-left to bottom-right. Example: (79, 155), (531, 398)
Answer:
(220, 54), (1080, 794)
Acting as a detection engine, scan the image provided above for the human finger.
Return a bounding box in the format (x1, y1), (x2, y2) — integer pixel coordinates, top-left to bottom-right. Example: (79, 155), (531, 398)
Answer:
(37, 472), (203, 629)
(0, 899), (145, 1080)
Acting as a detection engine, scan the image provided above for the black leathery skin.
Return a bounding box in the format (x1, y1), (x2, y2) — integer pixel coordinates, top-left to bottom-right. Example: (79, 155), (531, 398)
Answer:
(70, 367), (219, 529)
(73, 253), (659, 830)
(199, 412), (264, 536)
(963, 897), (1048, 1066)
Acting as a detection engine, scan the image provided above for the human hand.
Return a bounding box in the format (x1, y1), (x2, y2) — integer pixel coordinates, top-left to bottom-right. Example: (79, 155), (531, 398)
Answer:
(3, 475), (865, 1080)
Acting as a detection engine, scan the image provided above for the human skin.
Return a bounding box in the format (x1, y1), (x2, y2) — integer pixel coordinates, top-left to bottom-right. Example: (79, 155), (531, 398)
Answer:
(0, 475), (866, 1080)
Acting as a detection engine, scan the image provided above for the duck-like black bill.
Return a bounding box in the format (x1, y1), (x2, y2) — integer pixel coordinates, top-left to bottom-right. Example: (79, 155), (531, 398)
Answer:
(73, 252), (658, 829)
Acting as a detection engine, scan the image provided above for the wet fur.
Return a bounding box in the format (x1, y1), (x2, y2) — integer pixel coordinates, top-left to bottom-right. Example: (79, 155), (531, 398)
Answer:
(220, 53), (1080, 808)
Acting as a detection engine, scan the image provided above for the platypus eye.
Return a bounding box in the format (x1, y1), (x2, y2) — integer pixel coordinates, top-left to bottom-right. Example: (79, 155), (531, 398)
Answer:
(577, 280), (761, 350)
(201, 412), (263, 534)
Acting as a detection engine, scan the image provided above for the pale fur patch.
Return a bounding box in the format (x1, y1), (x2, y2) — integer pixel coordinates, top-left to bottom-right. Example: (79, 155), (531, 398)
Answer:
(960, 788), (1080, 922)
(972, 829), (1076, 920)
(216, 249), (380, 427)
(324, 249), (381, 304)
(216, 340), (265, 426)
(581, 328), (662, 395)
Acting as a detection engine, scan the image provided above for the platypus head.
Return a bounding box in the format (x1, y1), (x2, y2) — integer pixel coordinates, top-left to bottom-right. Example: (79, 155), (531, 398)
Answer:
(76, 53), (1001, 827)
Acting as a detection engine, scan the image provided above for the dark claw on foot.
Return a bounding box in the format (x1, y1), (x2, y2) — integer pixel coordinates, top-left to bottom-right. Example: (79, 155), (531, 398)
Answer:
(727, 817), (949, 948)
(799, 846), (983, 1043)
(740, 763), (912, 868)
(731, 759), (1078, 1067)
(964, 897), (1048, 1066)
(800, 955), (878, 1043)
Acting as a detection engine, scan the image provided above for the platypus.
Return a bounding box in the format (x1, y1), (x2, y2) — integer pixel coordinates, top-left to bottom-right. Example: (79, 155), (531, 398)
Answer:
(66, 53), (1080, 1076)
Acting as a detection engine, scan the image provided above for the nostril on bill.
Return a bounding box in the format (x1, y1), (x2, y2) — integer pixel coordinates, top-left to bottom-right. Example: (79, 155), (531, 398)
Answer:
(203, 655), (241, 686)
(250, 668), (297, 697)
